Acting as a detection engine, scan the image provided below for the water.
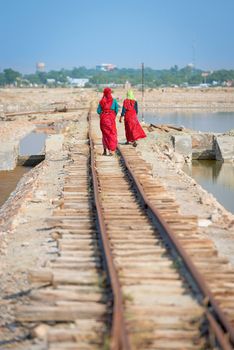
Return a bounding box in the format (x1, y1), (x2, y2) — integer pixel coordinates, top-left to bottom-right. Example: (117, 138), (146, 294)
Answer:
(144, 111), (234, 133)
(19, 132), (47, 155)
(0, 131), (47, 209)
(183, 160), (234, 214)
(0, 166), (31, 207)
(143, 110), (234, 213)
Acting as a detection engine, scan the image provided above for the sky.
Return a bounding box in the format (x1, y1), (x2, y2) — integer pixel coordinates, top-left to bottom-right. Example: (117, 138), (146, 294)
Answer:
(0, 0), (234, 73)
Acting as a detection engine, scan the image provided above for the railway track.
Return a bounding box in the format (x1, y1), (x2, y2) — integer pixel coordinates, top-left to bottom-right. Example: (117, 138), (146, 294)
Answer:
(13, 111), (234, 350)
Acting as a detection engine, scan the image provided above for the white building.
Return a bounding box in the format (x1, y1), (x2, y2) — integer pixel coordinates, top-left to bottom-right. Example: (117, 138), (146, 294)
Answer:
(96, 63), (116, 72)
(46, 79), (56, 85)
(67, 77), (89, 87)
(36, 62), (45, 72)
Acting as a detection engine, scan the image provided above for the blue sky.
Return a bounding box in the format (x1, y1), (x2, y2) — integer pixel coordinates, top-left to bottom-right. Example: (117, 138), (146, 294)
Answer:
(0, 0), (233, 73)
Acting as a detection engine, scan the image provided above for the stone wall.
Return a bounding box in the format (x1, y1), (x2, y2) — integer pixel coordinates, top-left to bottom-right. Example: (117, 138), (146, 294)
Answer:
(215, 135), (234, 162)
(172, 133), (234, 161)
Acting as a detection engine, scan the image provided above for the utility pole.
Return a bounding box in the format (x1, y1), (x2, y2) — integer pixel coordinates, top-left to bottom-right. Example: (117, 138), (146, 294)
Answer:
(192, 40), (196, 69)
(141, 62), (145, 122)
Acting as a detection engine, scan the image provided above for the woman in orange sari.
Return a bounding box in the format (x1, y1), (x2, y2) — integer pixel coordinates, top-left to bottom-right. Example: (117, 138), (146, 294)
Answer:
(119, 90), (146, 146)
(97, 88), (119, 156)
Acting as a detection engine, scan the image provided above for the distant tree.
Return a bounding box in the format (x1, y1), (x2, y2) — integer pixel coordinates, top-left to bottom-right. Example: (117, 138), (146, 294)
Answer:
(71, 66), (89, 78)
(188, 74), (203, 85)
(208, 70), (234, 84)
(37, 71), (47, 84)
(46, 70), (67, 83)
(3, 68), (21, 84)
(170, 65), (179, 73)
(1, 65), (234, 87)
(0, 72), (5, 85)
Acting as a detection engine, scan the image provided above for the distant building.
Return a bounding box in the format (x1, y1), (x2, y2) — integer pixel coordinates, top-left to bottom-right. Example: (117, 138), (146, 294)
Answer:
(67, 77), (89, 87)
(224, 80), (234, 87)
(36, 62), (45, 72)
(46, 79), (56, 85)
(96, 63), (116, 72)
(187, 63), (194, 69)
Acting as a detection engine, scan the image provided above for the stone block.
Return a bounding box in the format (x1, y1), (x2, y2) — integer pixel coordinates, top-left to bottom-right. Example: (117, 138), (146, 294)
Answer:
(172, 135), (192, 157)
(0, 142), (19, 170)
(215, 135), (234, 161)
(191, 133), (214, 150)
(191, 133), (215, 159)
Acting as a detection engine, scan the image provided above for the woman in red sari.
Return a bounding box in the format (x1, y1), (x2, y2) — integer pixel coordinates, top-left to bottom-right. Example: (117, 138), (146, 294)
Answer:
(97, 88), (119, 156)
(119, 90), (146, 146)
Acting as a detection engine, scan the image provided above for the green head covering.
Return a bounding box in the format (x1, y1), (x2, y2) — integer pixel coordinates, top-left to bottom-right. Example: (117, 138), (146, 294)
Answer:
(127, 90), (135, 100)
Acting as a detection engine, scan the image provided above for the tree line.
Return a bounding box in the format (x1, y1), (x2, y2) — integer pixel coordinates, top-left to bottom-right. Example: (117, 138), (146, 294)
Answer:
(0, 66), (234, 87)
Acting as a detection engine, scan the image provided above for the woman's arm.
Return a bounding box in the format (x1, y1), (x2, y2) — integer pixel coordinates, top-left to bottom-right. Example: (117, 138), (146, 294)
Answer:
(121, 103), (126, 117)
(113, 99), (119, 115)
(119, 102), (126, 123)
(135, 101), (138, 114)
(97, 103), (102, 114)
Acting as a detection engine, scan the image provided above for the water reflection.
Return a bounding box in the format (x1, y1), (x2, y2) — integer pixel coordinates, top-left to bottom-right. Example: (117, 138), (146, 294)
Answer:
(0, 166), (31, 207)
(183, 160), (234, 213)
(144, 111), (234, 133)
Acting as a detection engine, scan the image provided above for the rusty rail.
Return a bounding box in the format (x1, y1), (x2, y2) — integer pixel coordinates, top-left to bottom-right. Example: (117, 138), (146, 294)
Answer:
(118, 145), (234, 350)
(89, 116), (131, 350)
(4, 107), (86, 117)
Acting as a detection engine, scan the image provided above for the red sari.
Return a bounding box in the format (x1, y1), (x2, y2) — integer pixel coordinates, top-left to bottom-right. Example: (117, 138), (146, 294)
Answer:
(99, 96), (117, 152)
(123, 99), (146, 142)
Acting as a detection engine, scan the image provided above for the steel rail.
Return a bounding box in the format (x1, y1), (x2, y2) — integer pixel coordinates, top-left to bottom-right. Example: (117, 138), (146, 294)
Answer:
(89, 115), (131, 350)
(4, 107), (86, 117)
(118, 145), (234, 350)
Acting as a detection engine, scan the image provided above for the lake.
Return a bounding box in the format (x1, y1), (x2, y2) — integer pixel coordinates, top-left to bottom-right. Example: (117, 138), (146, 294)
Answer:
(143, 111), (234, 133)
(0, 131), (47, 209)
(183, 160), (234, 214)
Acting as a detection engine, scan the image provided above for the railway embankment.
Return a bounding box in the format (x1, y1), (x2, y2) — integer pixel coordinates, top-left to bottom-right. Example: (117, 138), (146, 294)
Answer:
(0, 88), (234, 348)
(137, 126), (234, 267)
